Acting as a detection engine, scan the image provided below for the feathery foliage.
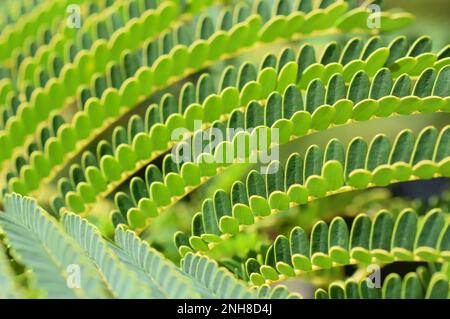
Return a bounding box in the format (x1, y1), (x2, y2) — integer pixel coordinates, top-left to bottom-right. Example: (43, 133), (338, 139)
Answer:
(0, 0), (448, 299)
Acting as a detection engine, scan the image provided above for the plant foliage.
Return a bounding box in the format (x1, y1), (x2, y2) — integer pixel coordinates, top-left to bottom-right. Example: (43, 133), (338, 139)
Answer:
(0, 0), (448, 299)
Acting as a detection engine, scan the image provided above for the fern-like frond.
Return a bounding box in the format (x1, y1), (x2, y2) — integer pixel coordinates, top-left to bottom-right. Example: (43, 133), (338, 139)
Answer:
(4, 0), (113, 85)
(2, 193), (300, 298)
(0, 0), (76, 62)
(0, 0), (413, 175)
(0, 193), (109, 298)
(172, 125), (449, 255)
(61, 212), (156, 298)
(315, 266), (449, 299)
(180, 252), (301, 298)
(0, 0), (203, 163)
(112, 226), (210, 298)
(103, 65), (449, 229)
(241, 208), (449, 285)
(11, 0), (178, 91)
(8, 36), (447, 220)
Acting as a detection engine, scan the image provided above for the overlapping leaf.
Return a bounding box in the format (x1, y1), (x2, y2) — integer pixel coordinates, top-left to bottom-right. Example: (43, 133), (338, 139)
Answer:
(0, 0), (415, 178)
(173, 125), (450, 254)
(180, 252), (301, 298)
(1, 193), (298, 299)
(0, 193), (109, 298)
(241, 208), (449, 285)
(8, 36), (448, 221)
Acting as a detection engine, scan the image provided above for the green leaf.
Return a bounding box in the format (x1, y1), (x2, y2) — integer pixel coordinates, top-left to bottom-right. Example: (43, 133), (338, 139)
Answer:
(412, 126), (438, 164)
(403, 273), (424, 298)
(348, 71), (369, 103)
(114, 226), (203, 298)
(219, 216), (239, 235)
(322, 160), (344, 190)
(310, 221), (329, 256)
(274, 235), (292, 265)
(165, 173), (185, 196)
(249, 195), (271, 217)
(366, 134), (390, 171)
(345, 137), (368, 177)
(181, 253), (256, 298)
(291, 111), (311, 136)
(336, 8), (369, 32)
(332, 99), (353, 124)
(62, 213), (154, 298)
(304, 145), (323, 179)
(415, 209), (444, 254)
(329, 217), (349, 264)
(311, 101), (335, 130)
(132, 133), (152, 160)
(365, 48), (389, 77)
(233, 204), (254, 225)
(349, 214), (372, 263)
(326, 74), (346, 105)
(150, 182), (171, 207)
(425, 274), (449, 299)
(277, 61), (298, 93)
(324, 139), (345, 165)
(392, 209), (417, 259)
(116, 144), (137, 171)
(382, 274), (402, 299)
(259, 16), (287, 42)
(1, 194), (108, 298)
(370, 210), (394, 261)
(305, 79), (325, 113)
(100, 155), (122, 182)
(290, 226), (310, 259)
(433, 66), (450, 97)
(202, 199), (220, 236)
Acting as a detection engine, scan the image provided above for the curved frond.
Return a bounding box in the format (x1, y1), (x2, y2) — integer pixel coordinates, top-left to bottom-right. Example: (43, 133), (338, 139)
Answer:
(169, 125), (450, 254)
(0, 193), (109, 298)
(113, 226), (208, 298)
(0, 0), (416, 183)
(180, 252), (301, 298)
(11, 38), (447, 223)
(61, 212), (156, 298)
(101, 64), (449, 229)
(241, 208), (449, 285)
